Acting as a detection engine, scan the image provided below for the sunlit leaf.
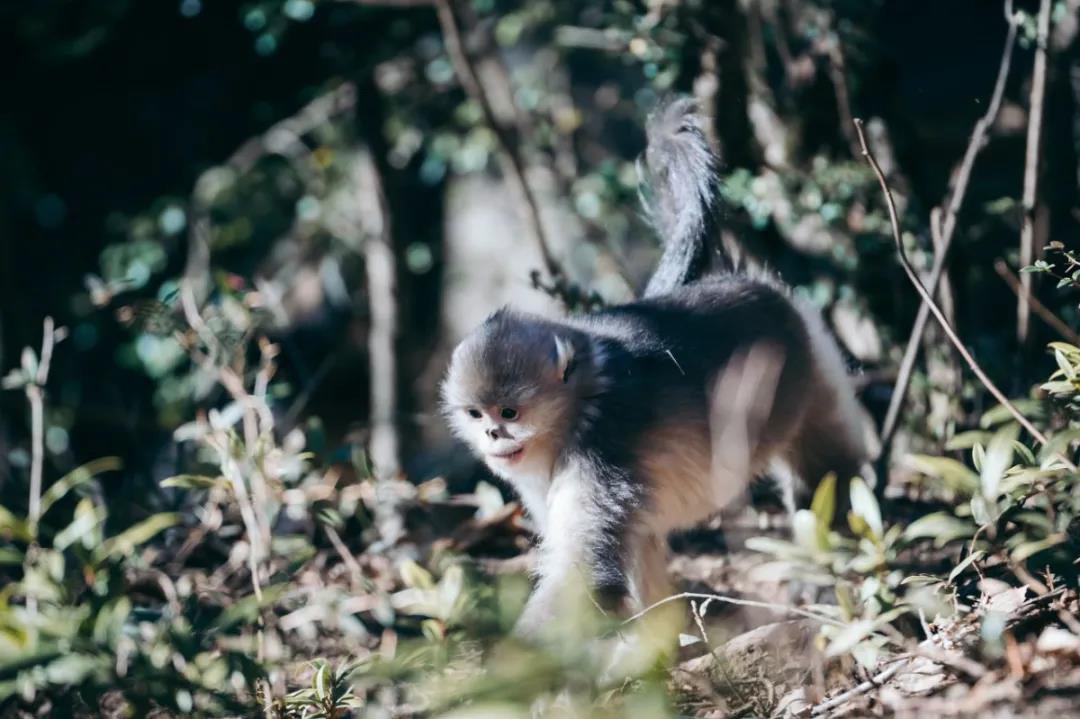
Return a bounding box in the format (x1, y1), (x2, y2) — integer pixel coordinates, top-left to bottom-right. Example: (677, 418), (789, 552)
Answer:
(824, 607), (907, 657)
(903, 512), (975, 547)
(400, 559), (435, 590)
(970, 495), (993, 526)
(946, 430), (991, 450)
(53, 498), (106, 552)
(811, 473), (837, 528)
(39, 457), (123, 519)
(848, 478), (882, 540)
(93, 512), (179, 563)
(979, 399), (1042, 428)
(210, 584), (288, 632)
(793, 509), (821, 552)
(980, 425), (1018, 500)
(1010, 534), (1066, 562)
(948, 551), (984, 584)
(0, 505), (32, 543)
(161, 474), (223, 490)
(904, 455), (979, 495)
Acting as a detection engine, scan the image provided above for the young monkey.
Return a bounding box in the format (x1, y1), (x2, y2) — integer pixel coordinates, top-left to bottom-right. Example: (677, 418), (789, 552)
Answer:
(441, 98), (868, 636)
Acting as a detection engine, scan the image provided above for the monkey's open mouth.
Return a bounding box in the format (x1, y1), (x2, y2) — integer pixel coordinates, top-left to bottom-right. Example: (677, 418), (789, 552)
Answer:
(488, 446), (525, 463)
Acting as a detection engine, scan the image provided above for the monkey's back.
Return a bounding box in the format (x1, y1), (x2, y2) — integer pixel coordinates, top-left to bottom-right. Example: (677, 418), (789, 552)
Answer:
(579, 273), (813, 384)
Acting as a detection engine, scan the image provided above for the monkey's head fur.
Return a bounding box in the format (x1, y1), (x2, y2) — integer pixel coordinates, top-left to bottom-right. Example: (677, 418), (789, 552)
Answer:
(441, 309), (594, 480)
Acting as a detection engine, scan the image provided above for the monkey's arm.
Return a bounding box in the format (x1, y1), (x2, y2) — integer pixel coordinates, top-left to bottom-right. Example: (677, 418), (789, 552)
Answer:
(515, 454), (644, 637)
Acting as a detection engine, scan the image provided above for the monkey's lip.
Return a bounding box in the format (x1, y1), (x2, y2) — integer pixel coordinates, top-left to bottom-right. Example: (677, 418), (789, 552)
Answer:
(487, 446), (525, 463)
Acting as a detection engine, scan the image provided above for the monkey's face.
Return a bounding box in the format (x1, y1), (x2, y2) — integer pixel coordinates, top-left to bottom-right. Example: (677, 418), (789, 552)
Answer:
(441, 311), (581, 477)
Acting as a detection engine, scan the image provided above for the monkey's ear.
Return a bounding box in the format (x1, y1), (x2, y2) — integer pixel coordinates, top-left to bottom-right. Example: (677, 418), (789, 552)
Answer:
(552, 335), (576, 383)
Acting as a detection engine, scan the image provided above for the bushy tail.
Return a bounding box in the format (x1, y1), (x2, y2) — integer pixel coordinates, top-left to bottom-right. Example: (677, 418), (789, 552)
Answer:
(640, 96), (726, 298)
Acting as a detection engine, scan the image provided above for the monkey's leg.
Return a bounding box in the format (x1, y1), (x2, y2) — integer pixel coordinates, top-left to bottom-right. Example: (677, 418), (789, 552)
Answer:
(785, 375), (868, 522)
(629, 531), (673, 611)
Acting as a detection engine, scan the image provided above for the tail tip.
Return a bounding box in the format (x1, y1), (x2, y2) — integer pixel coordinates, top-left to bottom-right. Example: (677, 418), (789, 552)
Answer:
(646, 95), (707, 147)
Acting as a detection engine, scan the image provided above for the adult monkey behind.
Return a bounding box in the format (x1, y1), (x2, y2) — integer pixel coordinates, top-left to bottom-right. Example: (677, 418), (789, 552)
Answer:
(441, 98), (869, 635)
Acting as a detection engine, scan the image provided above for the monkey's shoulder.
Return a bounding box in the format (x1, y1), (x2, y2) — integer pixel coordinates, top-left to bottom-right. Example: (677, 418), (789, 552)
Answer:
(577, 274), (798, 344)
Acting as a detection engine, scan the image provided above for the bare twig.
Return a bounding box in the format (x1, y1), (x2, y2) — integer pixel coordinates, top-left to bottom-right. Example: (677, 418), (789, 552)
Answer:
(995, 259), (1080, 345)
(854, 119), (1076, 471)
(622, 591), (846, 629)
(20, 317), (65, 621)
(324, 523), (366, 590)
(809, 656), (911, 716)
(1018, 0), (1053, 343)
(879, 3), (1020, 450)
(179, 284), (271, 596)
(929, 208), (956, 327)
(822, 32), (861, 160)
(432, 0), (563, 286)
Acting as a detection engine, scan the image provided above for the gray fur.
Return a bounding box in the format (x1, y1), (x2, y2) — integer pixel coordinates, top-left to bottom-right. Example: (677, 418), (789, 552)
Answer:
(641, 97), (726, 298)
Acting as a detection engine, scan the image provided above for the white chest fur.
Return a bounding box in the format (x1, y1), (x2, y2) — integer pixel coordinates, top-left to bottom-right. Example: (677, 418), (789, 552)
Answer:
(488, 450), (557, 533)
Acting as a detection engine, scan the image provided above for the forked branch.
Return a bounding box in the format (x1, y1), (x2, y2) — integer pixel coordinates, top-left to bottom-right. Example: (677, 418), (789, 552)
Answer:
(879, 1), (1020, 448)
(853, 119), (1075, 471)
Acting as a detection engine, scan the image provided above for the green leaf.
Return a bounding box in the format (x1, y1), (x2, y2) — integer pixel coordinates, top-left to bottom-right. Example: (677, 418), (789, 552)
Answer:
(970, 495), (993, 526)
(1011, 441), (1036, 466)
(1010, 534), (1066, 562)
(904, 455), (979, 495)
(811, 473), (837, 527)
(209, 584), (288, 632)
(39, 457), (123, 519)
(1040, 428), (1080, 464)
(92, 512), (179, 563)
(1, 369), (27, 391)
(313, 660), (331, 702)
(43, 653), (103, 686)
(744, 536), (804, 560)
(903, 512), (975, 547)
(946, 431), (991, 450)
(92, 597), (132, 648)
(0, 505), (32, 543)
(1055, 348), (1076, 379)
(979, 399), (1042, 428)
(161, 474), (223, 490)
(20, 348), (37, 378)
(980, 425), (1018, 500)
(971, 443), (985, 473)
(53, 498), (106, 552)
(948, 551), (984, 584)
(399, 560), (435, 590)
(825, 607), (907, 657)
(793, 509), (822, 552)
(848, 477), (882, 539)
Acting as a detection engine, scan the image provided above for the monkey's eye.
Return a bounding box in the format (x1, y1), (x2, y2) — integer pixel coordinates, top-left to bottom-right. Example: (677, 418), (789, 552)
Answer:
(499, 407), (519, 421)
(466, 408), (482, 419)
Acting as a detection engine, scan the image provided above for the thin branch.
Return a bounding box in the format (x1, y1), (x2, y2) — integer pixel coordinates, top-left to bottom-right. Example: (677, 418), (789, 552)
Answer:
(809, 656), (911, 716)
(26, 317), (61, 533)
(622, 591), (846, 629)
(432, 0), (563, 285)
(822, 31), (861, 160)
(995, 259), (1080, 345)
(879, 3), (1020, 450)
(324, 523), (366, 590)
(854, 119), (1076, 471)
(1018, 0), (1053, 343)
